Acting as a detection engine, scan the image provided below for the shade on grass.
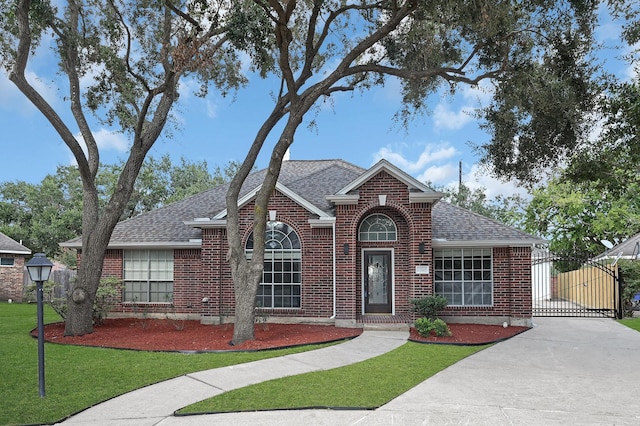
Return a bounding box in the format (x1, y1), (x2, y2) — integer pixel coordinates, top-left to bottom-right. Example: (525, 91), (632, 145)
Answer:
(0, 303), (335, 425)
(179, 342), (486, 414)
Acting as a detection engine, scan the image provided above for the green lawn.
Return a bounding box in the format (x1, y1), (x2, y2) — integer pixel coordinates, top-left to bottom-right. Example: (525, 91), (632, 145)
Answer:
(178, 341), (486, 415)
(619, 317), (640, 332)
(0, 302), (337, 425)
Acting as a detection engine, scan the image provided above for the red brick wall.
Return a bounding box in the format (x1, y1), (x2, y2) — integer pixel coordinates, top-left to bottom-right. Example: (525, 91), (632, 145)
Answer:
(440, 246), (533, 321)
(96, 170), (533, 324)
(335, 171), (434, 319)
(0, 255), (26, 302)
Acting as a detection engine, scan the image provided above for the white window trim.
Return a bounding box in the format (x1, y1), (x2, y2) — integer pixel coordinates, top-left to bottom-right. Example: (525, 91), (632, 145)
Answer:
(434, 247), (494, 307)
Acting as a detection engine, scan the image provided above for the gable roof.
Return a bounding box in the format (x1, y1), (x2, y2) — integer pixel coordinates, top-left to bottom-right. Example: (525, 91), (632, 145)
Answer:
(327, 159), (443, 204)
(596, 233), (640, 260)
(61, 159), (542, 249)
(0, 232), (31, 255)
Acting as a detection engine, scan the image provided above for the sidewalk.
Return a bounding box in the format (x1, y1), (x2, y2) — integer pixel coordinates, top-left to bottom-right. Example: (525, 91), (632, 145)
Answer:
(61, 318), (640, 425)
(59, 330), (408, 425)
(160, 318), (640, 425)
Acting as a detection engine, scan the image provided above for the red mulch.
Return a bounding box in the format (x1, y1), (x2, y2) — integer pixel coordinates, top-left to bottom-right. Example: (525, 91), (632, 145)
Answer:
(410, 323), (529, 345)
(36, 319), (529, 352)
(38, 319), (363, 352)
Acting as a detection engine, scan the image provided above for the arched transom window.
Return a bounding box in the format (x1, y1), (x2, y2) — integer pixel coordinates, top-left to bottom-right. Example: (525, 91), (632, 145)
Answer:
(359, 214), (397, 241)
(246, 222), (301, 308)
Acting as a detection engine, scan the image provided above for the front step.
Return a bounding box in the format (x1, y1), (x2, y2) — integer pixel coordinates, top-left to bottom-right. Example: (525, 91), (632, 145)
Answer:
(357, 314), (412, 331)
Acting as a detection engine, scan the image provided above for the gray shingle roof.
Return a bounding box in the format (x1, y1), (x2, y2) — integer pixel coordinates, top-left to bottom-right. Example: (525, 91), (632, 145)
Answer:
(596, 233), (640, 260)
(0, 231), (31, 254)
(62, 159), (542, 248)
(432, 202), (544, 244)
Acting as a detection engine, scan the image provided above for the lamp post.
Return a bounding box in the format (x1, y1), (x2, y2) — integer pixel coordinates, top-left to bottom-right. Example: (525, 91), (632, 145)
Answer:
(26, 253), (53, 398)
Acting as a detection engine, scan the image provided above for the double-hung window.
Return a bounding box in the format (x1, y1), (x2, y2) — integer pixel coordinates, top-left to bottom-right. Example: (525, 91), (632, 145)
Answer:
(123, 250), (173, 302)
(434, 248), (493, 306)
(246, 222), (301, 309)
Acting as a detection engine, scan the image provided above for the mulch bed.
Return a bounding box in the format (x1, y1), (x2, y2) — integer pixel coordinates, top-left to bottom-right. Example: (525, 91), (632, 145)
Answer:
(35, 318), (529, 352)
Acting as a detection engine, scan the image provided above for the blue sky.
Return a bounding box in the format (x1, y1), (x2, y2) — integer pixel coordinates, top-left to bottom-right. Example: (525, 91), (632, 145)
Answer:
(0, 5), (635, 200)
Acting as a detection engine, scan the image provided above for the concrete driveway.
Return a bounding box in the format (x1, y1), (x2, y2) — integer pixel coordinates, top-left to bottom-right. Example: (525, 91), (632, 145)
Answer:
(177, 317), (640, 425)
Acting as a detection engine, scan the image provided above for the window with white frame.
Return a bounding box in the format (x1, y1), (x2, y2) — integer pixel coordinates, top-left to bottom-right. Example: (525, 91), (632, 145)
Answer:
(246, 222), (301, 309)
(0, 257), (15, 266)
(359, 214), (397, 241)
(123, 250), (173, 302)
(434, 248), (493, 306)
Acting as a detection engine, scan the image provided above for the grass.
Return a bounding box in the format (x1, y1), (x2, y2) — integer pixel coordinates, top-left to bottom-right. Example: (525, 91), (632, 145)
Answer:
(0, 302), (338, 425)
(178, 341), (486, 415)
(618, 317), (640, 332)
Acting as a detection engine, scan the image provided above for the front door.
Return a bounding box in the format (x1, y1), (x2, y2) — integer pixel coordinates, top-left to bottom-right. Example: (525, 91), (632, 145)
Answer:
(364, 251), (392, 313)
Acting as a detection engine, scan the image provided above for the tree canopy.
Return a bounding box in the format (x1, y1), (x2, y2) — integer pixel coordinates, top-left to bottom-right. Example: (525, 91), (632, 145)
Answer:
(0, 157), (241, 261)
(220, 0), (608, 344)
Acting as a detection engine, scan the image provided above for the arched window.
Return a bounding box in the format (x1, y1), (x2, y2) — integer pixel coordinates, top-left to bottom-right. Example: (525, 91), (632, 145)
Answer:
(359, 214), (397, 241)
(246, 222), (301, 308)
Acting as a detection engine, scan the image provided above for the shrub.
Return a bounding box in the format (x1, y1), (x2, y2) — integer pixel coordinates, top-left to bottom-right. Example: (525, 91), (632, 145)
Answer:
(93, 277), (122, 325)
(432, 318), (452, 337)
(415, 317), (451, 337)
(25, 277), (121, 325)
(410, 295), (448, 319)
(619, 260), (640, 317)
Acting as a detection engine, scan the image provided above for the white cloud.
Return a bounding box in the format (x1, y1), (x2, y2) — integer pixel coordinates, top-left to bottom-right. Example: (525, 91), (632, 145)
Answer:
(74, 128), (129, 154)
(416, 163), (458, 184)
(467, 163), (530, 199)
(432, 103), (474, 130)
(372, 143), (457, 173)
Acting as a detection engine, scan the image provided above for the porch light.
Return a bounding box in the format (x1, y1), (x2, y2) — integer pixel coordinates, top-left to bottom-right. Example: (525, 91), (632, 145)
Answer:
(419, 242), (425, 254)
(269, 210), (277, 222)
(26, 252), (53, 398)
(343, 243), (349, 255)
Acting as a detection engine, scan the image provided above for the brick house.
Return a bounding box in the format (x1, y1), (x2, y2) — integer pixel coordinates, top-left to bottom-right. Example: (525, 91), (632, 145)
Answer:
(62, 159), (543, 327)
(0, 231), (31, 302)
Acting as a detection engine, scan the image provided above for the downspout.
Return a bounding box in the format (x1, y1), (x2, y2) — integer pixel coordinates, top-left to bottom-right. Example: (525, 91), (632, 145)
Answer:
(331, 220), (336, 319)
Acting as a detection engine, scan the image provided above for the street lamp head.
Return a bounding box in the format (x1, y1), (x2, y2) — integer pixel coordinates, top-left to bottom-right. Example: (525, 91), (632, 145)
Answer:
(26, 253), (53, 282)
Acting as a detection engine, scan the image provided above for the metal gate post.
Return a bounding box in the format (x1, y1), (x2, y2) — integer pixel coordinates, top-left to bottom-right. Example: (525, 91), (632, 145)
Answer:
(616, 268), (625, 319)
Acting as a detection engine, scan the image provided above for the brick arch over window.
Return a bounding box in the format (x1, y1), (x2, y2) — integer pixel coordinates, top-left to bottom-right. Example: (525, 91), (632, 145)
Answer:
(359, 213), (397, 241)
(348, 201), (415, 238)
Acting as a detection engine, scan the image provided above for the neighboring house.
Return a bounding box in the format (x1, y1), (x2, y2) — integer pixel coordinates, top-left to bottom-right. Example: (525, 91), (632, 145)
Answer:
(0, 232), (31, 302)
(596, 233), (640, 262)
(62, 159), (543, 327)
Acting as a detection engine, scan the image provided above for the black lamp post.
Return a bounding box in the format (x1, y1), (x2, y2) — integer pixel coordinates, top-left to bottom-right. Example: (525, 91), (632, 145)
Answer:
(26, 253), (53, 398)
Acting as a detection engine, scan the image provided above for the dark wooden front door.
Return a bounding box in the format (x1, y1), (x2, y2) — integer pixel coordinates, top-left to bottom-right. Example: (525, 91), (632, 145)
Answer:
(364, 251), (392, 313)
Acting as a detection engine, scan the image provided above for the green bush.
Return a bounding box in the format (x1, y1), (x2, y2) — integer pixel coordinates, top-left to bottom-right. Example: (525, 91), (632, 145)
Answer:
(93, 277), (122, 325)
(410, 295), (448, 319)
(415, 317), (451, 337)
(619, 260), (640, 317)
(25, 277), (121, 325)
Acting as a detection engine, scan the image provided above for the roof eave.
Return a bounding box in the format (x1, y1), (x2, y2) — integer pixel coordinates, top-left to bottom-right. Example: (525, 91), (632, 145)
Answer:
(59, 241), (202, 250)
(0, 249), (31, 255)
(432, 239), (546, 248)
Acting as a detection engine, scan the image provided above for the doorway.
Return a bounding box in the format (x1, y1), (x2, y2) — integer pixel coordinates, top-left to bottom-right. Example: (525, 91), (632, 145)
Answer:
(363, 250), (393, 313)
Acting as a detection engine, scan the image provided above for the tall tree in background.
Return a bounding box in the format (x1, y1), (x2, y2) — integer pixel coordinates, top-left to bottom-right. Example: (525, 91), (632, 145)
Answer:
(224, 0), (604, 344)
(432, 182), (528, 229)
(0, 0), (244, 335)
(0, 157), (240, 260)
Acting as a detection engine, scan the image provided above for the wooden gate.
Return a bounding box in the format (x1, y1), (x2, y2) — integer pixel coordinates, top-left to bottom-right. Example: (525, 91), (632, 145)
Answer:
(532, 254), (623, 318)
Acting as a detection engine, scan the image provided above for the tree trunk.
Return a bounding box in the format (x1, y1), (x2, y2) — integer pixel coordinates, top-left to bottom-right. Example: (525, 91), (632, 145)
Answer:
(231, 265), (261, 345)
(64, 244), (108, 335)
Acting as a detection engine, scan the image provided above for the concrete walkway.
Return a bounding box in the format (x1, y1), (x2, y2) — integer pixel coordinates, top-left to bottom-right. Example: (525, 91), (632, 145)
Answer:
(62, 318), (640, 425)
(60, 330), (408, 425)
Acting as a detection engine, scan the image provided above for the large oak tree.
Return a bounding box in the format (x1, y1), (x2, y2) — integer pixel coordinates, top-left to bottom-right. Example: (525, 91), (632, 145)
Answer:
(0, 0), (244, 335)
(224, 0), (606, 344)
